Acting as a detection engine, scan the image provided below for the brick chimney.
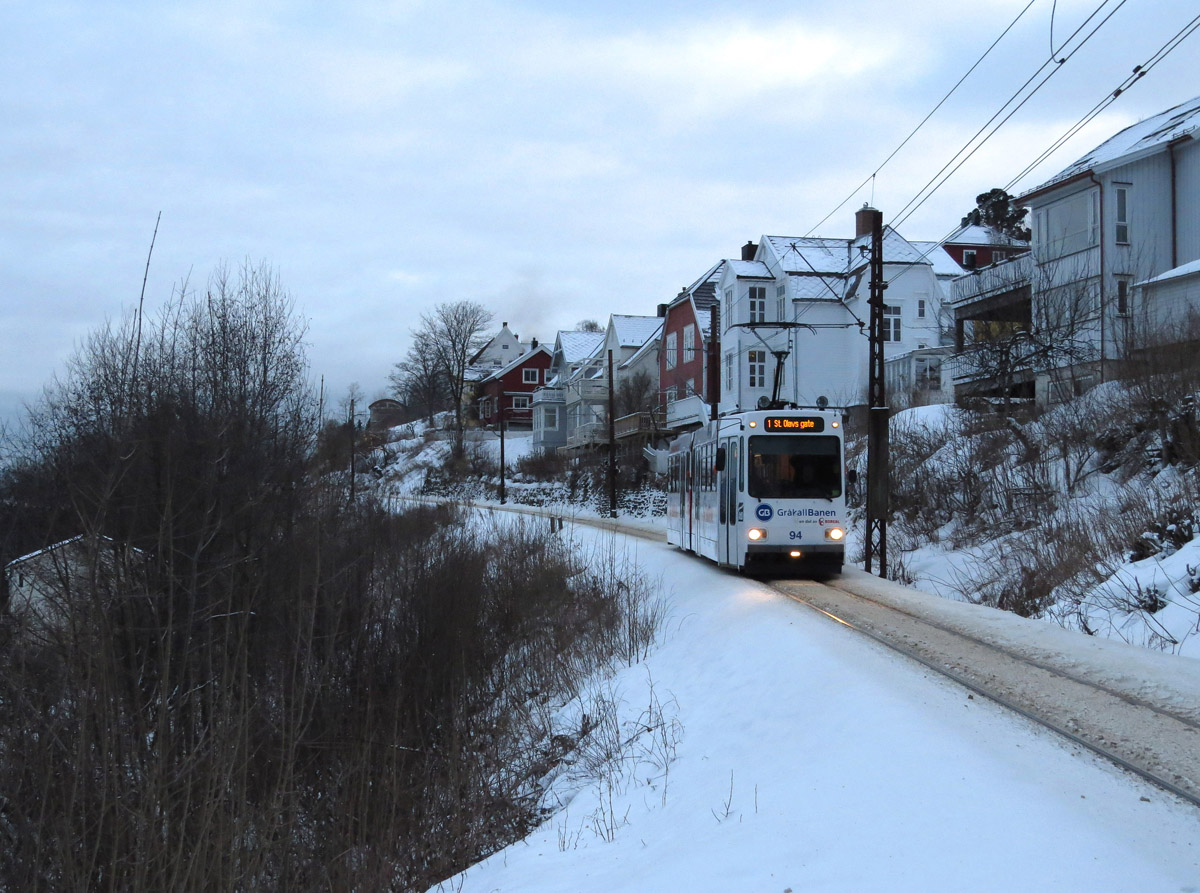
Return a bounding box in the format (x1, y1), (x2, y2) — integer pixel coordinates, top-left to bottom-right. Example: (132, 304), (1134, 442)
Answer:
(741, 241), (757, 261)
(855, 204), (880, 239)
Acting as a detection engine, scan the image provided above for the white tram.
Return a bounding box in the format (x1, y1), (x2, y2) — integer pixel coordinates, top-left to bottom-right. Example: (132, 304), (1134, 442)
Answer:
(665, 409), (848, 575)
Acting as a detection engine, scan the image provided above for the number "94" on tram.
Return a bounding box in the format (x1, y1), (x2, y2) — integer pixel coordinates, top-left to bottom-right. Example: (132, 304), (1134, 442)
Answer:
(664, 409), (849, 576)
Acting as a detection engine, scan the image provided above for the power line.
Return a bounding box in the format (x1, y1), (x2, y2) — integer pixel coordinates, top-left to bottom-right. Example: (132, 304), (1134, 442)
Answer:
(883, 7), (1200, 296)
(804, 0), (1040, 237)
(890, 0), (1132, 230)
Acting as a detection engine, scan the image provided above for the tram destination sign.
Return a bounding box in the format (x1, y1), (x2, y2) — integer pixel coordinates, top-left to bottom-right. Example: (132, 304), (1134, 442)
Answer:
(764, 416), (824, 432)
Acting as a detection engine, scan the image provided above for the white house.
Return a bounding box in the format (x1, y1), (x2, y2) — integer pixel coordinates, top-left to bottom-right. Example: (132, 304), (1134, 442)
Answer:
(716, 209), (948, 415)
(1023, 94), (1200, 398)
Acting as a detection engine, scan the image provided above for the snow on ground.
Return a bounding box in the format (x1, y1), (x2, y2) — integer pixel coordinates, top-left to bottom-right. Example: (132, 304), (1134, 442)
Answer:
(432, 519), (1200, 893)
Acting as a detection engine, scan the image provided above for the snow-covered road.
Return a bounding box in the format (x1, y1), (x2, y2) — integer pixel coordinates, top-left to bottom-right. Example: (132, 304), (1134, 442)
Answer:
(432, 519), (1200, 892)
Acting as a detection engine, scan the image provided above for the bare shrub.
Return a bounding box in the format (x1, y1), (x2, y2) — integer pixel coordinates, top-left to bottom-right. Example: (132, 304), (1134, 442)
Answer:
(0, 268), (668, 891)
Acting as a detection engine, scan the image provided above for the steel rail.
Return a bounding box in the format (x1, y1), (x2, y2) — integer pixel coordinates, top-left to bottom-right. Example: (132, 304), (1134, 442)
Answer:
(773, 583), (1200, 811)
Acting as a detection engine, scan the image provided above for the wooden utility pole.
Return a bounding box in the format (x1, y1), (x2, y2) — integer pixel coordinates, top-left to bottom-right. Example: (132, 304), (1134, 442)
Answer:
(348, 396), (357, 503)
(498, 405), (506, 504)
(864, 207), (888, 578)
(608, 349), (617, 518)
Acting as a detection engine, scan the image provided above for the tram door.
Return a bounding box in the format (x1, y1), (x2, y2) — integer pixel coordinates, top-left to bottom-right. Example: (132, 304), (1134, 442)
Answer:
(718, 438), (737, 566)
(685, 451), (695, 551)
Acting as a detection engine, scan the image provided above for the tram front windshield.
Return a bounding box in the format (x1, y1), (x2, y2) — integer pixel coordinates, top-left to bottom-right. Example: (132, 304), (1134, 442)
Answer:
(748, 435), (841, 499)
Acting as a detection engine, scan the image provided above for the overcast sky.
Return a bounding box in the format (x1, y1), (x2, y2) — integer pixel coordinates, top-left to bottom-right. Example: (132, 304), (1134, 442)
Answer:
(3, 0), (1198, 425)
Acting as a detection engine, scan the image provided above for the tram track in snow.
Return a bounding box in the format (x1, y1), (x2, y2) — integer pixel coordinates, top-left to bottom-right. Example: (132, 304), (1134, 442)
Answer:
(771, 576), (1200, 811)
(397, 496), (1200, 810)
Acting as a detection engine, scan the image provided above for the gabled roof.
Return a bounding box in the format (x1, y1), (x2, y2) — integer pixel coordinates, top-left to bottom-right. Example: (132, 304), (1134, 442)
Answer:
(911, 241), (974, 278)
(726, 259), (773, 279)
(1023, 95), (1200, 198)
(619, 329), (660, 370)
(675, 260), (726, 310)
(848, 227), (930, 270)
(478, 344), (552, 384)
(610, 315), (663, 348)
(761, 236), (850, 276)
(555, 330), (606, 364)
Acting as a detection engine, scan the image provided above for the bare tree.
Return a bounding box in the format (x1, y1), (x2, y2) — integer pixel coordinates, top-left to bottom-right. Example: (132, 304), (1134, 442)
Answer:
(420, 301), (493, 458)
(616, 369), (656, 417)
(575, 318), (602, 333)
(390, 334), (447, 426)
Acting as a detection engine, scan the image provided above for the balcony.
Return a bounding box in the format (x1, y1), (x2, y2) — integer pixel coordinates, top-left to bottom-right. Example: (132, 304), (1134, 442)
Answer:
(566, 421), (610, 448)
(665, 394), (709, 430)
(568, 379), (609, 401)
(532, 386), (564, 405)
(614, 410), (665, 440)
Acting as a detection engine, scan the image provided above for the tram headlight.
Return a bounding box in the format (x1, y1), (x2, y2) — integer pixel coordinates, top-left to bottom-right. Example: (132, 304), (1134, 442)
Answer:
(747, 528), (766, 541)
(825, 527), (845, 541)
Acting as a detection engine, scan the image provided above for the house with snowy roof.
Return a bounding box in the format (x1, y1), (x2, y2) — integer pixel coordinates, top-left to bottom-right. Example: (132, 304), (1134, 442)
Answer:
(469, 321), (528, 371)
(712, 209), (948, 416)
(950, 95), (1200, 404)
(476, 344), (552, 428)
(659, 261), (722, 431)
(531, 329), (606, 454)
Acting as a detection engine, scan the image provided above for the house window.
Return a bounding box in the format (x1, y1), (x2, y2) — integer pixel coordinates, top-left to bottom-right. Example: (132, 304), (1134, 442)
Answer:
(665, 331), (678, 369)
(665, 385), (678, 403)
(523, 368), (539, 384)
(749, 286), (766, 323)
(994, 250), (1006, 261)
(883, 305), (901, 342)
(725, 351), (734, 390)
(1035, 188), (1100, 259)
(511, 395), (530, 411)
(502, 343), (509, 349)
(916, 358), (942, 390)
(917, 299), (926, 319)
(685, 378), (695, 395)
(543, 407), (557, 429)
(776, 282), (787, 320)
(748, 350), (766, 388)
(1115, 184), (1131, 244)
(1116, 277), (1131, 316)
(962, 249), (977, 268)
(683, 323), (695, 362)
(724, 288), (733, 330)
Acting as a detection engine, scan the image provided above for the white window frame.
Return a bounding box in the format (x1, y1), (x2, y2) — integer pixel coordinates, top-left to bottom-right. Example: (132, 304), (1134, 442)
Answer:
(883, 305), (901, 342)
(522, 367), (539, 384)
(683, 323), (695, 362)
(725, 351), (734, 390)
(748, 350), (766, 388)
(962, 249), (977, 267)
(511, 394), (530, 411)
(748, 286), (766, 324)
(1115, 184), (1131, 245)
(917, 299), (926, 319)
(665, 331), (678, 370)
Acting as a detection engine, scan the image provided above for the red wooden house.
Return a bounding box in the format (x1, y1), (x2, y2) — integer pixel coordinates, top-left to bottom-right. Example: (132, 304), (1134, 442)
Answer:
(476, 345), (552, 428)
(658, 261), (722, 417)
